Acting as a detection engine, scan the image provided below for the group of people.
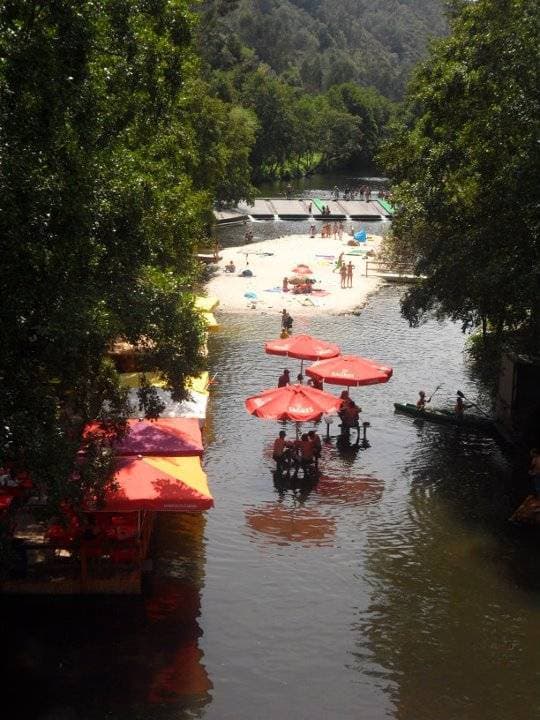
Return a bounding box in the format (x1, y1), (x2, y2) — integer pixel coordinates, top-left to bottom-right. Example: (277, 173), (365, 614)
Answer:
(416, 390), (470, 417)
(272, 429), (322, 477)
(282, 277), (315, 295)
(339, 260), (355, 288)
(277, 367), (323, 390)
(332, 185), (373, 202)
(320, 221), (344, 239)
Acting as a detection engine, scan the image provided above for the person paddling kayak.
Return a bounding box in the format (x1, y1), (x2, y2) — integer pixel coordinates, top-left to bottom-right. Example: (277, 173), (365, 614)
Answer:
(416, 390), (428, 410)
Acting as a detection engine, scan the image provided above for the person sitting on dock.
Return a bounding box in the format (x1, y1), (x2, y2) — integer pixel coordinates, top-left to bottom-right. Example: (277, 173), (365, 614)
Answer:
(224, 260), (236, 273)
(278, 369), (290, 387)
(273, 431), (293, 474)
(528, 448), (540, 499)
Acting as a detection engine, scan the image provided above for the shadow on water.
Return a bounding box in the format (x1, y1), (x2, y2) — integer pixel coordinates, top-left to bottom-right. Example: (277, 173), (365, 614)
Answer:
(0, 514), (213, 720)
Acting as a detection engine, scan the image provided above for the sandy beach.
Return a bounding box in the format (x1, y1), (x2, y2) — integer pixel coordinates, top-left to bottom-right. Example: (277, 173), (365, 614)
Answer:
(206, 231), (384, 316)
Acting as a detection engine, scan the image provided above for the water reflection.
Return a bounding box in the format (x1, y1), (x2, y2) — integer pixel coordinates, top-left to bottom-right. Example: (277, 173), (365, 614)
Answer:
(355, 425), (540, 720)
(0, 513), (212, 720)
(244, 501), (336, 548)
(314, 474), (384, 508)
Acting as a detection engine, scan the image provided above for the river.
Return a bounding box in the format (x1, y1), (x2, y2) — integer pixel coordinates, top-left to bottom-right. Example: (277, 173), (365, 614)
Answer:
(2, 208), (539, 720)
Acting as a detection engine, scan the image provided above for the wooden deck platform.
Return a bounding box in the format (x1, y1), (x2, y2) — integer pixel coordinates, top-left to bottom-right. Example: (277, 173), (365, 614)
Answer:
(339, 200), (382, 220)
(1, 510), (156, 595)
(269, 198), (310, 218)
(242, 198), (274, 219)
(213, 209), (247, 225)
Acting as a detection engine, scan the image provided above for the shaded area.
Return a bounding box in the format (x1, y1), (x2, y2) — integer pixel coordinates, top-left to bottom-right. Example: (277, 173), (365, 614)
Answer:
(0, 514), (212, 720)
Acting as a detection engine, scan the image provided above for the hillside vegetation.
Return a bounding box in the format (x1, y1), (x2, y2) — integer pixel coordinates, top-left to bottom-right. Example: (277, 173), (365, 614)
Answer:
(199, 0), (447, 179)
(202, 0), (447, 100)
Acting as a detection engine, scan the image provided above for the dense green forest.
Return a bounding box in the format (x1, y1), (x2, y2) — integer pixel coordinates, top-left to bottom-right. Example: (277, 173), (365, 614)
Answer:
(199, 0), (447, 180)
(381, 0), (539, 355)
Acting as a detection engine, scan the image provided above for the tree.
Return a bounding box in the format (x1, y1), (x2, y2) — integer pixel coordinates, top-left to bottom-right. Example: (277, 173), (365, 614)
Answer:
(380, 0), (539, 349)
(0, 1), (239, 524)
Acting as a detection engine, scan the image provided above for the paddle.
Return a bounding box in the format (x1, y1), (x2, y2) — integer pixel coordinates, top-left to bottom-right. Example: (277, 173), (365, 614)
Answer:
(456, 390), (491, 418)
(427, 384), (442, 403)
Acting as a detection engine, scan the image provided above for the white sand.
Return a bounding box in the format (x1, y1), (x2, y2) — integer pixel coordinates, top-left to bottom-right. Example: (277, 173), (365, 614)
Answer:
(206, 231), (384, 316)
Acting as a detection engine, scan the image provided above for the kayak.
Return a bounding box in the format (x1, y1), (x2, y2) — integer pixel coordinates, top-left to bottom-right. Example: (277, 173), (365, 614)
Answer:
(394, 403), (495, 432)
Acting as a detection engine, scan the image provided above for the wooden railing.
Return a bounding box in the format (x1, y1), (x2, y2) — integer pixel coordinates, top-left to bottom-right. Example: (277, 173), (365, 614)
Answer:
(365, 259), (416, 277)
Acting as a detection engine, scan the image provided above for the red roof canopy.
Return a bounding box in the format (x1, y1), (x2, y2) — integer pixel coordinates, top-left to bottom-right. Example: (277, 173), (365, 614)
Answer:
(98, 456), (213, 512)
(84, 418), (203, 457)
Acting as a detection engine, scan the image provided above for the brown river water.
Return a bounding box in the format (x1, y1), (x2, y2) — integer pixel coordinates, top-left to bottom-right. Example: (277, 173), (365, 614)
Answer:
(1, 213), (539, 720)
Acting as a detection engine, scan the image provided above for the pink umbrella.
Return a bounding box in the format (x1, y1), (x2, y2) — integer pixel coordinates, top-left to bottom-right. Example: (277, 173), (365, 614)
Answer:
(306, 355), (393, 387)
(292, 264), (313, 274)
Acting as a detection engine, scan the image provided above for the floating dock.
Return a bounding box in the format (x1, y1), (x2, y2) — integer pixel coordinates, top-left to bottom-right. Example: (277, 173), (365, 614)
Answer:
(213, 209), (247, 225)
(236, 198), (382, 221)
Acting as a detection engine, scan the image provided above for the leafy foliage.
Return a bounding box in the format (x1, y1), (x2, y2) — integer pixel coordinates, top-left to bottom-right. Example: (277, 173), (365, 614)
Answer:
(0, 1), (251, 520)
(380, 0), (540, 350)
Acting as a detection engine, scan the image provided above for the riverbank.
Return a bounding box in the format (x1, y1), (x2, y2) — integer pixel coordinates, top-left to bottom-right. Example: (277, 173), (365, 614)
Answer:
(206, 231), (383, 315)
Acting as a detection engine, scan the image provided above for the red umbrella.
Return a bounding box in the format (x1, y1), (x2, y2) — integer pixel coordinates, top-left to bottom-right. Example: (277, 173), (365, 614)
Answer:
(292, 264), (313, 274)
(306, 355), (393, 387)
(245, 384), (341, 422)
(264, 334), (340, 362)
